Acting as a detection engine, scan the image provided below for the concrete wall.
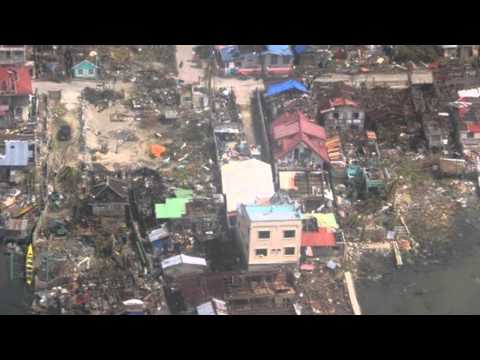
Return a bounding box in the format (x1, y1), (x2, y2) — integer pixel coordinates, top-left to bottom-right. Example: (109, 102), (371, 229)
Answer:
(91, 203), (126, 217)
(237, 212), (302, 266)
(315, 70), (433, 89)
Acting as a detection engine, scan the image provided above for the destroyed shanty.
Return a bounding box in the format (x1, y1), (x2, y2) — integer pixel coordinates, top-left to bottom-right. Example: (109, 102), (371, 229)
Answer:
(3, 45), (480, 316)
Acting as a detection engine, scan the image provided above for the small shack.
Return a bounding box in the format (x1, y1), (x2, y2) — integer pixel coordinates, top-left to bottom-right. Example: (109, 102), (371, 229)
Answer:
(72, 60), (98, 80)
(161, 254), (207, 279)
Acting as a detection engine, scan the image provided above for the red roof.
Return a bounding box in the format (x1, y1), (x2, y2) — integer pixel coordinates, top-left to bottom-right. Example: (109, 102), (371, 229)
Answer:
(0, 65), (32, 96)
(272, 111), (329, 162)
(302, 228), (336, 247)
(266, 66), (292, 75)
(467, 122), (480, 133)
(329, 97), (359, 108)
(236, 67), (262, 76)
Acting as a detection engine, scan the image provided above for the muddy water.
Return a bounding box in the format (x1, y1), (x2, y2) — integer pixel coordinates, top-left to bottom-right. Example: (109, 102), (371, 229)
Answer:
(357, 207), (480, 315)
(0, 246), (30, 315)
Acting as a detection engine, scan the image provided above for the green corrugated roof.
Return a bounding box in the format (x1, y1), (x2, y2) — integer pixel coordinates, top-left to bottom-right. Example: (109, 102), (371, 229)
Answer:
(155, 189), (193, 219)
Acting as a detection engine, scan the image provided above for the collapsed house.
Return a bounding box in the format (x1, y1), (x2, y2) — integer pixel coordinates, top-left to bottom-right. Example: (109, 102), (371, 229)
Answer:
(318, 97), (365, 133)
(165, 269), (297, 315)
(422, 113), (450, 150)
(263, 79), (310, 119)
(89, 177), (129, 217)
(301, 212), (339, 257)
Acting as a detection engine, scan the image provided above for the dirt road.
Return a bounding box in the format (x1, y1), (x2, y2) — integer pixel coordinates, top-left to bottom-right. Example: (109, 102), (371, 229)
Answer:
(215, 77), (264, 145)
(175, 45), (264, 145)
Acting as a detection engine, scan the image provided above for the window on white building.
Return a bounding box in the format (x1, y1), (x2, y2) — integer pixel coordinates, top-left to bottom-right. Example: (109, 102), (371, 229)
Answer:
(284, 247), (295, 256)
(283, 230), (296, 238)
(258, 231), (270, 239)
(256, 249), (268, 257)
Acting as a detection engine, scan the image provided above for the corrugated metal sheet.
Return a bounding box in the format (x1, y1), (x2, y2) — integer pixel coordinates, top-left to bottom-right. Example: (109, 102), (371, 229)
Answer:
(161, 254), (207, 270)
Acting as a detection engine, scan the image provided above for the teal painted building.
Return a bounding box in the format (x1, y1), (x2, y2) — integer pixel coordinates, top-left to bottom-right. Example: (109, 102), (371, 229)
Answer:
(72, 60), (98, 79)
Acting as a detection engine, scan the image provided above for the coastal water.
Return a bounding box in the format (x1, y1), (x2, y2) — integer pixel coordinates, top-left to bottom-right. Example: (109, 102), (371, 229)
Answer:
(0, 245), (30, 315)
(357, 207), (480, 315)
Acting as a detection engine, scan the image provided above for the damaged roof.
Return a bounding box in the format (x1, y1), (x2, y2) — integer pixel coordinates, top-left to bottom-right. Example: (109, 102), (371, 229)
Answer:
(272, 111), (329, 162)
(91, 177), (128, 200)
(0, 65), (33, 96)
(265, 80), (309, 97)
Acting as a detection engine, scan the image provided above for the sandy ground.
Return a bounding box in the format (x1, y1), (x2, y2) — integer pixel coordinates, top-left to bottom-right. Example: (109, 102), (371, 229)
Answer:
(83, 102), (161, 170)
(176, 45), (204, 84)
(33, 79), (161, 171)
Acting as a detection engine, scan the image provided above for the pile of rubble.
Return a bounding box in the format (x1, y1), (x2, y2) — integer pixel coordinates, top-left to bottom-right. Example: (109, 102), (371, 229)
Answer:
(295, 262), (353, 315)
(83, 87), (125, 109)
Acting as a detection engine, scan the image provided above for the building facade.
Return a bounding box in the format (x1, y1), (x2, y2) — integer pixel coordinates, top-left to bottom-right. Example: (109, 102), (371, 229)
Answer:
(236, 204), (302, 268)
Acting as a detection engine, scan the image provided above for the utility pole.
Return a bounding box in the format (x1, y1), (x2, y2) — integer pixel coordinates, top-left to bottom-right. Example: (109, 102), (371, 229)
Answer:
(9, 251), (15, 281)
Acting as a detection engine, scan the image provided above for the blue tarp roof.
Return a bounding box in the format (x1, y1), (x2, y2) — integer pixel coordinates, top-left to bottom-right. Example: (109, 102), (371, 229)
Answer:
(265, 80), (309, 97)
(218, 45), (240, 63)
(293, 45), (308, 54)
(244, 204), (301, 222)
(265, 45), (292, 56)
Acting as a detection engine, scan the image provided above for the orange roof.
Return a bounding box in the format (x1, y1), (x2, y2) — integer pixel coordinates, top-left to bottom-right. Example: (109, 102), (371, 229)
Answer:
(366, 131), (377, 140)
(302, 228), (336, 247)
(151, 144), (166, 158)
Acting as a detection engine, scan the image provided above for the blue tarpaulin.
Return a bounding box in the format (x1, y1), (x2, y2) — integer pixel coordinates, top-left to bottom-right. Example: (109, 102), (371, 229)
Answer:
(293, 45), (307, 54)
(265, 80), (309, 97)
(218, 45), (240, 63)
(264, 45), (292, 56)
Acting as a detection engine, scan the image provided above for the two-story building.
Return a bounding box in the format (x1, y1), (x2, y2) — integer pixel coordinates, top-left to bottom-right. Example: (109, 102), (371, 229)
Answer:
(318, 97), (365, 133)
(236, 203), (302, 270)
(262, 45), (294, 78)
(214, 45), (294, 78)
(0, 65), (33, 129)
(0, 46), (27, 65)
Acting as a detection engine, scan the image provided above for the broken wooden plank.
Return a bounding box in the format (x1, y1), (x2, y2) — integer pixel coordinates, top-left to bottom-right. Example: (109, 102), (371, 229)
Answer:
(344, 271), (362, 315)
(392, 241), (403, 267)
